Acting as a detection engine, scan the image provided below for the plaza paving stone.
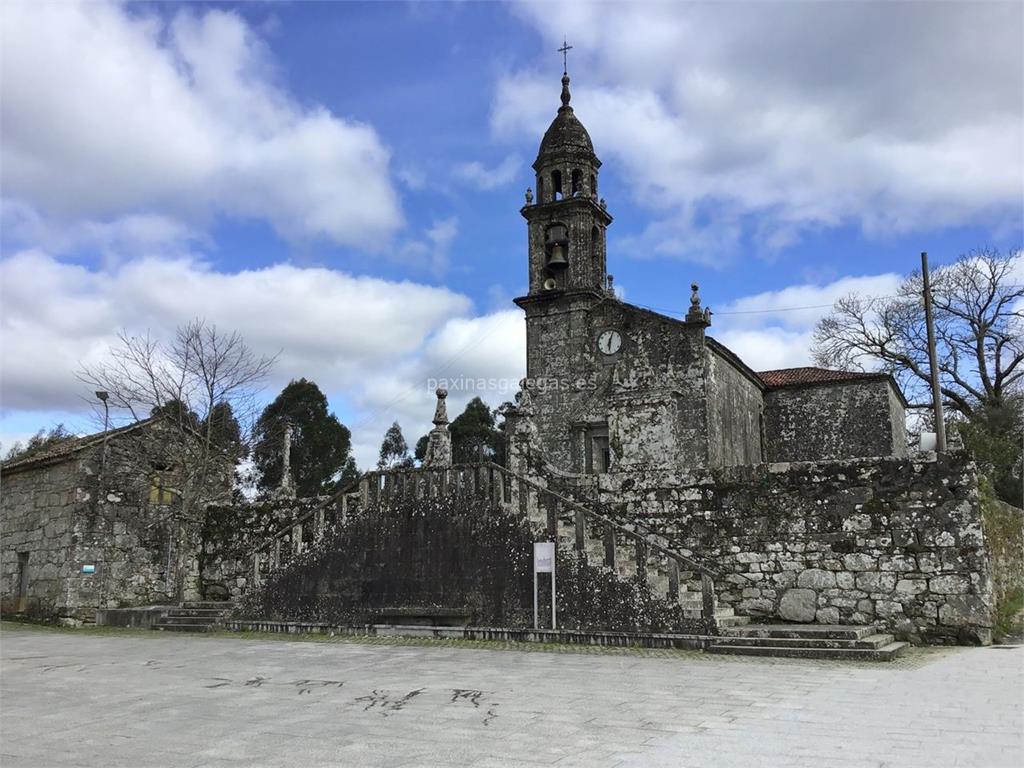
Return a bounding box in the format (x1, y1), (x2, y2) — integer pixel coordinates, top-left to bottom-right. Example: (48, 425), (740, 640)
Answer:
(0, 625), (1021, 767)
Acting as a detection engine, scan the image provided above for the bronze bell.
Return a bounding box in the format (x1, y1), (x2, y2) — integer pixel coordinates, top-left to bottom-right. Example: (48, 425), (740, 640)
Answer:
(547, 242), (569, 271)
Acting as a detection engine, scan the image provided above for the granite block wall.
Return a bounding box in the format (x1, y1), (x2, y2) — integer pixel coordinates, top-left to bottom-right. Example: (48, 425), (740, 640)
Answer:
(0, 461), (76, 615)
(596, 450), (995, 643)
(200, 496), (330, 601)
(763, 379), (908, 463)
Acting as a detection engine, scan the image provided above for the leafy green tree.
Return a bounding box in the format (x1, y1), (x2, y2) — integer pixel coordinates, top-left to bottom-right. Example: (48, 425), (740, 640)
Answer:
(451, 397), (503, 464)
(253, 379), (353, 497)
(201, 401), (243, 459)
(338, 456), (362, 489)
(150, 399), (198, 430)
(412, 397), (509, 466)
(952, 399), (1023, 507)
(3, 424), (76, 463)
(377, 421), (412, 469)
(413, 434), (429, 463)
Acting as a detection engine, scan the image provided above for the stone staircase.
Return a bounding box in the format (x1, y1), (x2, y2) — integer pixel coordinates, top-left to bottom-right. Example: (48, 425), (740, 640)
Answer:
(253, 462), (739, 633)
(153, 601), (234, 633)
(247, 463), (917, 660)
(707, 624), (910, 661)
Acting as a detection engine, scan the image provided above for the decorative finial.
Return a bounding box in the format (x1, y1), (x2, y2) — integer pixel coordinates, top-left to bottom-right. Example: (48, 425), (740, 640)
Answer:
(525, 187), (534, 205)
(424, 388), (452, 467)
(599, 197), (606, 209)
(686, 282), (709, 325)
(432, 387), (449, 426)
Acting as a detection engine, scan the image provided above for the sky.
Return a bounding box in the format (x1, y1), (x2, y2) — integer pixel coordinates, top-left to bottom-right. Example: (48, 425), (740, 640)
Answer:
(1, 0), (1022, 469)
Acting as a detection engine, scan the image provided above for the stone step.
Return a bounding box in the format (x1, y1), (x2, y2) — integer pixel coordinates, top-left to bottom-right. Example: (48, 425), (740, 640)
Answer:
(706, 641), (909, 662)
(159, 615), (221, 625)
(165, 608), (229, 618)
(715, 615), (749, 628)
(711, 633), (895, 650)
(181, 601), (234, 609)
(153, 622), (217, 632)
(722, 624), (877, 641)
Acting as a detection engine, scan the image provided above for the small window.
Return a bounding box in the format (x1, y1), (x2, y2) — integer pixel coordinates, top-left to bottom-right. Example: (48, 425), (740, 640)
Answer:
(590, 174), (597, 196)
(149, 476), (175, 505)
(552, 170), (562, 200)
(585, 425), (611, 474)
(571, 169), (582, 196)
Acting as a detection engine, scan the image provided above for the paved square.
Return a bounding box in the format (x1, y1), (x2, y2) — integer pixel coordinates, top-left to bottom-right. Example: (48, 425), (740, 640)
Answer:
(1, 626), (1021, 767)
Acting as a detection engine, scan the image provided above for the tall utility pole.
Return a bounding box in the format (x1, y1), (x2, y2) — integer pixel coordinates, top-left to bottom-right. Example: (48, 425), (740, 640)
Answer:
(921, 252), (946, 452)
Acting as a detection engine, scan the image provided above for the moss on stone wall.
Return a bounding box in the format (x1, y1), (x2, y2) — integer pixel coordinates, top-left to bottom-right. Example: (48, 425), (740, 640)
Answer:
(979, 480), (1024, 641)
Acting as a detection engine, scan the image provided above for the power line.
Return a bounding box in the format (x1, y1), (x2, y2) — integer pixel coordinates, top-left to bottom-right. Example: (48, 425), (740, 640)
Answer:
(633, 284), (1024, 318)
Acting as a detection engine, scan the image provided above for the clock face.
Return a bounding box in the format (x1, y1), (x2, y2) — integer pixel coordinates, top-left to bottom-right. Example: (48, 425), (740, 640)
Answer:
(597, 329), (622, 355)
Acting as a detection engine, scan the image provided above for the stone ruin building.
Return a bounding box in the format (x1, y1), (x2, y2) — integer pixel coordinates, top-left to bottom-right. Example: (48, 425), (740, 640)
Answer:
(3, 68), (1021, 656)
(0, 418), (209, 617)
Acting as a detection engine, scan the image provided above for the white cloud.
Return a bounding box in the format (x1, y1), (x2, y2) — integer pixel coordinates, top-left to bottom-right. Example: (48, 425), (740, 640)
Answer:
(346, 310), (526, 466)
(398, 217), (459, 276)
(453, 155), (523, 191)
(0, 250), (529, 469)
(497, 1), (1023, 262)
(1, 200), (207, 266)
(710, 272), (903, 371)
(0, 1), (403, 250)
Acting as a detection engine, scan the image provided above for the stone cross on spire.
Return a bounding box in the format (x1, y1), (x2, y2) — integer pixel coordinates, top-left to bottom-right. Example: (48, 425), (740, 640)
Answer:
(558, 38), (573, 75)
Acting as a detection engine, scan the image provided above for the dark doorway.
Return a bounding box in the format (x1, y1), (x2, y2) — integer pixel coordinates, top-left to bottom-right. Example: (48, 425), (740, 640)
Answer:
(16, 552), (29, 611)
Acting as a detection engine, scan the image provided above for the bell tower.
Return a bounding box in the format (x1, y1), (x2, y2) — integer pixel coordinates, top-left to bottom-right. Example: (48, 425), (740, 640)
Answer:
(520, 60), (612, 296)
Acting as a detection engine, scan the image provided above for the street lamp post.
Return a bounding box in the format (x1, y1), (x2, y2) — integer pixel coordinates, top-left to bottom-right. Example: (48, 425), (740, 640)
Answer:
(96, 390), (109, 472)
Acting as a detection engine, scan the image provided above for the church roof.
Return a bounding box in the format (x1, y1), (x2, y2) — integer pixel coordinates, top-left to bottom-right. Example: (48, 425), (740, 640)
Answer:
(535, 73), (597, 165)
(538, 105), (595, 158)
(759, 366), (888, 388)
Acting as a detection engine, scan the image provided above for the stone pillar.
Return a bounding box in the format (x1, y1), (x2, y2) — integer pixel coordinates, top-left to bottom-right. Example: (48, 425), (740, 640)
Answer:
(277, 421), (296, 499)
(504, 379), (541, 478)
(423, 388), (453, 468)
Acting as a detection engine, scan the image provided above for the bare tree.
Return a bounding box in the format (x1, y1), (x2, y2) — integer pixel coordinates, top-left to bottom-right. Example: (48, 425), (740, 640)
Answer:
(813, 248), (1023, 417)
(78, 319), (277, 598)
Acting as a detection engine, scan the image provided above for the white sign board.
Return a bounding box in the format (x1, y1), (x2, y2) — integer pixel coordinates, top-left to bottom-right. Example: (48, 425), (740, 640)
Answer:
(533, 542), (556, 630)
(534, 542), (555, 573)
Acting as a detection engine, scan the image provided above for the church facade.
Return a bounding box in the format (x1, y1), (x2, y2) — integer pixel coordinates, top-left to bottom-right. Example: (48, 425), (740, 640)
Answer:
(499, 70), (1007, 645)
(515, 70), (908, 477)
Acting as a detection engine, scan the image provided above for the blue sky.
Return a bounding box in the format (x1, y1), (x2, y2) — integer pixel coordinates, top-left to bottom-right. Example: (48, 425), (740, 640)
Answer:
(2, 1), (1022, 467)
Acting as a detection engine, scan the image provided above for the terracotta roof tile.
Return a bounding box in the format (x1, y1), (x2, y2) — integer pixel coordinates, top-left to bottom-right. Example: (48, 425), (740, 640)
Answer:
(757, 366), (885, 388)
(1, 417), (161, 475)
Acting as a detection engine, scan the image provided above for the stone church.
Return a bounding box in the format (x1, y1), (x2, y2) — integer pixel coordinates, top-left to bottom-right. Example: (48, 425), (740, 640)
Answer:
(231, 69), (1015, 652)
(515, 69), (906, 475)
(5, 68), (1019, 655)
